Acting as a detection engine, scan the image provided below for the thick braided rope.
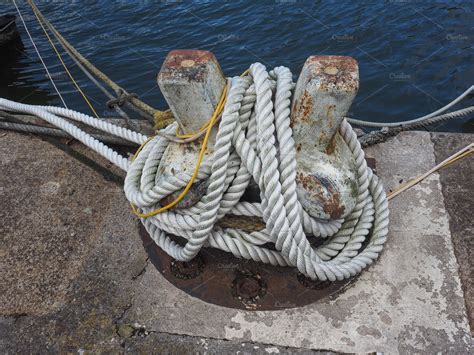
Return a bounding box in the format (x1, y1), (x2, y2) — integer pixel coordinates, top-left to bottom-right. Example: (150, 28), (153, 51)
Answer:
(0, 98), (144, 171)
(125, 64), (389, 281)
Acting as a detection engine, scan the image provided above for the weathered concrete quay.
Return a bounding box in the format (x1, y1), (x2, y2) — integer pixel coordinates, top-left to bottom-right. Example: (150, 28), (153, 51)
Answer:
(0, 129), (472, 354)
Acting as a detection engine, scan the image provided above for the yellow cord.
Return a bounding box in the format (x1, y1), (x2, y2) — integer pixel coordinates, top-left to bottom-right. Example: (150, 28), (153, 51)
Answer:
(175, 119), (212, 139)
(132, 136), (154, 161)
(30, 3), (100, 118)
(131, 83), (229, 218)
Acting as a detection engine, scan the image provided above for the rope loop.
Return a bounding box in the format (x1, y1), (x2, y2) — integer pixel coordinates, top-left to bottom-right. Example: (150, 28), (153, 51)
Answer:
(107, 89), (139, 108)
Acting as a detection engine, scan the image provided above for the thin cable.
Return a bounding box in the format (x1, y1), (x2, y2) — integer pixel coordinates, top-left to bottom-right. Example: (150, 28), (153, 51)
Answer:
(28, 1), (100, 118)
(348, 85), (474, 128)
(12, 0), (68, 108)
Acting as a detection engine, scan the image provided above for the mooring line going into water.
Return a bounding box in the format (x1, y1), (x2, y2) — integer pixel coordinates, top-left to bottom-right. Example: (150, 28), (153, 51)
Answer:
(27, 0), (174, 128)
(29, 0), (100, 119)
(12, 0), (68, 108)
(27, 0), (135, 130)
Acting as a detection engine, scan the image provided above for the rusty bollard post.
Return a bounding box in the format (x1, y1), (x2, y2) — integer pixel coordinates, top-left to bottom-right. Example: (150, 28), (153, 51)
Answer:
(291, 56), (359, 220)
(157, 50), (226, 208)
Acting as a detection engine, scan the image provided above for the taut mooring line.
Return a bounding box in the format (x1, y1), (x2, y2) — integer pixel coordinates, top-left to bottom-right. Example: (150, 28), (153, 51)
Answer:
(12, 0), (68, 108)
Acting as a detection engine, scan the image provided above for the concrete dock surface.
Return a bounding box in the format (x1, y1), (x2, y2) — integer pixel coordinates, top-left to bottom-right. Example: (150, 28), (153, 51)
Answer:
(0, 130), (472, 354)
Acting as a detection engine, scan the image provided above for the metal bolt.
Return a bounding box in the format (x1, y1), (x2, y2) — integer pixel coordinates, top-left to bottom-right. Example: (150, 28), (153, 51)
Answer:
(236, 277), (260, 298)
(232, 271), (266, 302)
(170, 255), (204, 280)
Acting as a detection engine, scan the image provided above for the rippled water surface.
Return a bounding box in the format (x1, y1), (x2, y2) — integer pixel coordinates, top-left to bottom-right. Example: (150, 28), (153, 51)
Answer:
(2, 1), (473, 131)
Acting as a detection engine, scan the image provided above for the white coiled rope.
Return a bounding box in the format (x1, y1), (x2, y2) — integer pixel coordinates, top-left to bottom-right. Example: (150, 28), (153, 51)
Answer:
(0, 63), (389, 281)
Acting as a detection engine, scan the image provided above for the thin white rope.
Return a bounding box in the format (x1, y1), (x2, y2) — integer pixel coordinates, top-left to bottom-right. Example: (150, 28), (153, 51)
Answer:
(0, 64), (390, 281)
(347, 85), (474, 128)
(12, 0), (68, 108)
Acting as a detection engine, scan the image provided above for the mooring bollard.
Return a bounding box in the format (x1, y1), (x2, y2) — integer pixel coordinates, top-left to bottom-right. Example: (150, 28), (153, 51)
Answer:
(157, 51), (360, 216)
(157, 50), (226, 207)
(291, 55), (359, 219)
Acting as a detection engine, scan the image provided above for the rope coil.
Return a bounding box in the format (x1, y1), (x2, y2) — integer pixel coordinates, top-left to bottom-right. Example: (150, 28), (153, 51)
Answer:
(0, 64), (390, 281)
(126, 64), (390, 281)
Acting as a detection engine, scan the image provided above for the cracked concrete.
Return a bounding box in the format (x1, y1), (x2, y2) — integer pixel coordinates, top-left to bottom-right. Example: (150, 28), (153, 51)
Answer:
(0, 131), (472, 353)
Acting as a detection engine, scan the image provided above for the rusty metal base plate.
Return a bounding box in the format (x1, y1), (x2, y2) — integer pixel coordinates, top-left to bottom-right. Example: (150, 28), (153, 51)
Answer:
(139, 225), (358, 311)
